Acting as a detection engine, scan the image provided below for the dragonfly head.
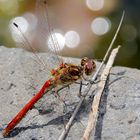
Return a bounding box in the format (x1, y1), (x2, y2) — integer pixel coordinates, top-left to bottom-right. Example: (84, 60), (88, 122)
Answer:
(81, 57), (96, 76)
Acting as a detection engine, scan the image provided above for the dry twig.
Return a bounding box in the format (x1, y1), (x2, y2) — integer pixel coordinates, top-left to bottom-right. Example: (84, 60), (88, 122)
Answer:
(58, 11), (125, 140)
(82, 45), (121, 140)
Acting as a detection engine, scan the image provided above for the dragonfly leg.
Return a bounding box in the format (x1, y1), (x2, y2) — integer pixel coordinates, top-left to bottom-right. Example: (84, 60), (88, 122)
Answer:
(77, 80), (84, 97)
(52, 87), (67, 107)
(90, 76), (100, 84)
(77, 78), (92, 97)
(74, 81), (88, 86)
(82, 74), (100, 84)
(57, 84), (70, 93)
(79, 80), (82, 97)
(82, 75), (90, 82)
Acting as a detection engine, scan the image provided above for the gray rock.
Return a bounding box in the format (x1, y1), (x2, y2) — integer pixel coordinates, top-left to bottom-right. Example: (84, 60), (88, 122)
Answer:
(0, 46), (140, 140)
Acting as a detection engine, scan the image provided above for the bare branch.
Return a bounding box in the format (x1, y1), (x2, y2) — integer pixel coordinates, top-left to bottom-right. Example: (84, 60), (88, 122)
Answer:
(82, 45), (121, 140)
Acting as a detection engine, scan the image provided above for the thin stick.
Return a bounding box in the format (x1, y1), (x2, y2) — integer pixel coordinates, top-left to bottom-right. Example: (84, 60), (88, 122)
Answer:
(91, 10), (125, 83)
(82, 45), (121, 140)
(58, 11), (125, 140)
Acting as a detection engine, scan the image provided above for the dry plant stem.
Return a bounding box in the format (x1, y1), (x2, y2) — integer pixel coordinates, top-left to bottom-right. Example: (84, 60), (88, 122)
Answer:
(91, 10), (125, 84)
(58, 11), (125, 140)
(82, 45), (121, 140)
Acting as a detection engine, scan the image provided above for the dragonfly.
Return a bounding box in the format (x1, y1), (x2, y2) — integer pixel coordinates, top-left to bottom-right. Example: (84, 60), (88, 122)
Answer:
(2, 0), (96, 137)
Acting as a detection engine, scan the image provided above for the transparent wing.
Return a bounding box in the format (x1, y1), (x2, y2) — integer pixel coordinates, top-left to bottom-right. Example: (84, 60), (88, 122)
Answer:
(12, 22), (49, 72)
(35, 0), (63, 68)
(9, 0), (64, 74)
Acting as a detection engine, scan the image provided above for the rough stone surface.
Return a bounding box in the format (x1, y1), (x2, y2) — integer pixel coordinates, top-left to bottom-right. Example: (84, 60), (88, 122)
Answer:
(0, 46), (140, 140)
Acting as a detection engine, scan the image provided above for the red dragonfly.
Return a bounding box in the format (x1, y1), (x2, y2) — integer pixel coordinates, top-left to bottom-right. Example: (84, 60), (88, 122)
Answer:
(2, 0), (96, 137)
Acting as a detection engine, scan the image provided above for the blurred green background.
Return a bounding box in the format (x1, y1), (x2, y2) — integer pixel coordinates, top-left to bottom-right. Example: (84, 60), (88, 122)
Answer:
(0, 0), (139, 69)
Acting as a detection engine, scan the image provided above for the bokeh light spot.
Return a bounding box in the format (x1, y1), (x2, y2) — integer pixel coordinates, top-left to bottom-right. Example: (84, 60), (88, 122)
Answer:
(86, 0), (104, 11)
(23, 13), (38, 31)
(9, 16), (29, 42)
(91, 17), (111, 36)
(65, 31), (80, 48)
(47, 32), (65, 52)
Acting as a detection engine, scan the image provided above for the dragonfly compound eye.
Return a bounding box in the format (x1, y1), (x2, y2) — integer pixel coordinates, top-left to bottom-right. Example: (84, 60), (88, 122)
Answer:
(81, 57), (88, 66)
(84, 59), (96, 75)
